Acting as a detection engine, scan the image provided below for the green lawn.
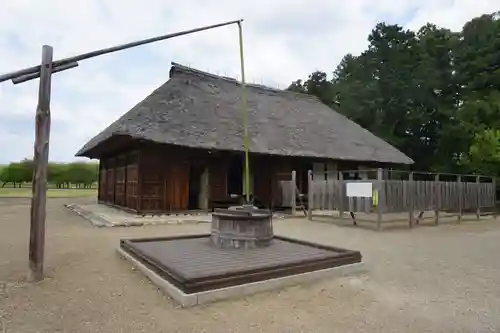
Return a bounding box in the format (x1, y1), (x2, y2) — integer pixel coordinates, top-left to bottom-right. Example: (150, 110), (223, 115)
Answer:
(0, 187), (97, 198)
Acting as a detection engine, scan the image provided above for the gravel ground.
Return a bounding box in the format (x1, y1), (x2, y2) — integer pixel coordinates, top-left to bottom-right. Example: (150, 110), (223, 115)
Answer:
(1, 198), (500, 333)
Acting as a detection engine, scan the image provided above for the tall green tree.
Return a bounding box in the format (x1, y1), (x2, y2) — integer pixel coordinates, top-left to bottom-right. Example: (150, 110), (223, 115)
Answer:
(287, 12), (500, 175)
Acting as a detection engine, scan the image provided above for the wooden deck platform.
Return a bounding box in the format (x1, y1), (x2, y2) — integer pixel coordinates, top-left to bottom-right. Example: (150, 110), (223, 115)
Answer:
(120, 234), (362, 294)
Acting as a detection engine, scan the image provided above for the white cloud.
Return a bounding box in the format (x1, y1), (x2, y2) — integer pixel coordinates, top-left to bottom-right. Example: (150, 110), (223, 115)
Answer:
(0, 0), (497, 163)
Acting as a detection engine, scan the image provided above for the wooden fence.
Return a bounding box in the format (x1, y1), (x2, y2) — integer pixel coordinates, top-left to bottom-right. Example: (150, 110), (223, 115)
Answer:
(279, 168), (497, 230)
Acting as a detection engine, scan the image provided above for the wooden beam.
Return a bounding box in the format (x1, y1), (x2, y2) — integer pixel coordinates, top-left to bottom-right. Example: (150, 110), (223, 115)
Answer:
(29, 45), (53, 282)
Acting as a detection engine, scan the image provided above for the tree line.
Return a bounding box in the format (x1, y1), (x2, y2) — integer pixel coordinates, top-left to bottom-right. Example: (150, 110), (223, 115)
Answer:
(288, 12), (500, 177)
(0, 159), (98, 188)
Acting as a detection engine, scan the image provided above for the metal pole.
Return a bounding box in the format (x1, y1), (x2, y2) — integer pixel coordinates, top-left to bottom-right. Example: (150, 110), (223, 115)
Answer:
(29, 45), (53, 282)
(237, 21), (250, 204)
(0, 19), (243, 83)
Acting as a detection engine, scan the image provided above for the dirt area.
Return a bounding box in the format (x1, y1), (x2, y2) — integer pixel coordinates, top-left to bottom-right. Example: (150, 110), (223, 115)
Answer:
(1, 197), (500, 333)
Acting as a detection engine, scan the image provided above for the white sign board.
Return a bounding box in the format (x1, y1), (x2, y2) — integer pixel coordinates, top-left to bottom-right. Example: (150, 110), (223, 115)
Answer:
(346, 182), (373, 198)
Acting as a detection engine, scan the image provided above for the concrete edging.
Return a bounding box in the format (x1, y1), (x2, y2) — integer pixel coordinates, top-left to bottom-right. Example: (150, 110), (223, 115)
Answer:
(64, 204), (113, 227)
(116, 246), (366, 307)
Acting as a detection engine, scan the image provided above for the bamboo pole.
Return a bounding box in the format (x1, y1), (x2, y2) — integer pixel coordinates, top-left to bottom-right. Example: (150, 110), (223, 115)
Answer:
(237, 21), (251, 204)
(29, 45), (53, 282)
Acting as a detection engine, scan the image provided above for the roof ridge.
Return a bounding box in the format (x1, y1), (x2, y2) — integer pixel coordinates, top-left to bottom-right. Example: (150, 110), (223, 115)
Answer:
(170, 62), (319, 101)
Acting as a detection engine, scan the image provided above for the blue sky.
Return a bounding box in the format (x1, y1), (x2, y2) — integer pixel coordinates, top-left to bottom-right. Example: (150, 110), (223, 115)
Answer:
(0, 0), (497, 164)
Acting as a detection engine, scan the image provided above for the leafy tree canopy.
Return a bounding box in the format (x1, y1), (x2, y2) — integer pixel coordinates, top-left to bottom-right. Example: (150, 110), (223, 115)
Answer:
(288, 11), (500, 176)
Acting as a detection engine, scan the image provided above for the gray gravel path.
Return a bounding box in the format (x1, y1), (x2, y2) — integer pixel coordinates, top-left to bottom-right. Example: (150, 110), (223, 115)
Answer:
(1, 198), (500, 332)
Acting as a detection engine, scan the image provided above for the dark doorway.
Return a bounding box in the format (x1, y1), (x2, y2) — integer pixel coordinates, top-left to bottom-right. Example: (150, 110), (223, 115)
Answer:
(188, 164), (205, 210)
(227, 155), (243, 196)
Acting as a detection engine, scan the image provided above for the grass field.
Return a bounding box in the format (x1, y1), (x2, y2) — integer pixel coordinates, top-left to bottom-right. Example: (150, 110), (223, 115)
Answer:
(0, 187), (97, 198)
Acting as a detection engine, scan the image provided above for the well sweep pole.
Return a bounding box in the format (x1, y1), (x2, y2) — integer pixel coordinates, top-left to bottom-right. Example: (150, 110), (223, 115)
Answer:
(238, 21), (251, 204)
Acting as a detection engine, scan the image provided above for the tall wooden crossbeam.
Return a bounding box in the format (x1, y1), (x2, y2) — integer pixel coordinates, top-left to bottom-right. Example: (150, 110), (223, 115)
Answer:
(0, 19), (243, 282)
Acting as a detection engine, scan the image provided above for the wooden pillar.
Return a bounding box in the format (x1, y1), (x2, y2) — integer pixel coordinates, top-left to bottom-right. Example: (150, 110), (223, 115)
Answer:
(434, 173), (440, 225)
(124, 155), (128, 209)
(136, 151), (142, 213)
(476, 175), (481, 220)
(291, 170), (296, 215)
(457, 175), (462, 222)
(29, 45), (53, 282)
(307, 170), (313, 220)
(408, 172), (414, 228)
(338, 171), (344, 220)
(376, 168), (383, 231)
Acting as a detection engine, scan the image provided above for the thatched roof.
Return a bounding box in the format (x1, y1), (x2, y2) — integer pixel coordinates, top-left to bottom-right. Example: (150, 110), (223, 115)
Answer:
(76, 62), (413, 164)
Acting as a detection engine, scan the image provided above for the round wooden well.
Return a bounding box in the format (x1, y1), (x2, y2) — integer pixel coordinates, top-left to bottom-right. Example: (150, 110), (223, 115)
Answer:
(210, 205), (273, 249)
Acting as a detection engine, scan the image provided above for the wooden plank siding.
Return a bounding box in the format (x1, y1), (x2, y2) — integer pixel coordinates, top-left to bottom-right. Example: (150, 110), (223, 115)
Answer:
(139, 150), (165, 212)
(114, 155), (127, 207)
(125, 152), (139, 210)
(252, 155), (273, 208)
(98, 151), (140, 211)
(98, 160), (106, 201)
(95, 141), (392, 214)
(208, 158), (228, 203)
(105, 157), (115, 204)
(167, 161), (190, 211)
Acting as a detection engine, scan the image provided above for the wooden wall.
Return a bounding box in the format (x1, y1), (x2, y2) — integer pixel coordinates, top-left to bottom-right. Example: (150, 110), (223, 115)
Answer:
(97, 141), (389, 213)
(98, 151), (139, 211)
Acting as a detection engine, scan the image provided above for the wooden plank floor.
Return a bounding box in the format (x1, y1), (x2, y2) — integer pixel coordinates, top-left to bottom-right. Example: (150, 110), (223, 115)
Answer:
(129, 237), (349, 280)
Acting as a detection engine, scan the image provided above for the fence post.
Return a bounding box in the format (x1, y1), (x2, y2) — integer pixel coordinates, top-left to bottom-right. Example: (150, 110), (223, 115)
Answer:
(376, 168), (383, 231)
(307, 170), (313, 221)
(457, 175), (462, 222)
(476, 175), (481, 220)
(434, 173), (440, 225)
(408, 172), (414, 228)
(338, 171), (344, 220)
(291, 170), (296, 215)
(493, 177), (497, 220)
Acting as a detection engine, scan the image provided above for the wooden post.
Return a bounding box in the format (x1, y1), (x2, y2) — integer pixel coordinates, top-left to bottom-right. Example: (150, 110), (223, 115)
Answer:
(434, 173), (440, 225)
(29, 45), (53, 282)
(457, 175), (462, 222)
(376, 168), (383, 231)
(307, 170), (313, 220)
(408, 172), (414, 228)
(338, 171), (344, 220)
(291, 170), (296, 215)
(493, 177), (497, 220)
(476, 175), (481, 220)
